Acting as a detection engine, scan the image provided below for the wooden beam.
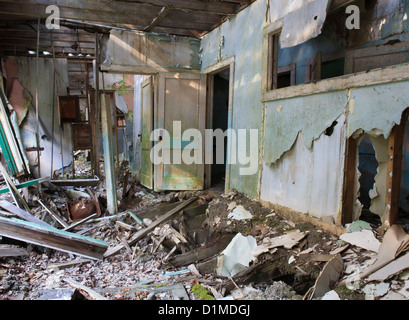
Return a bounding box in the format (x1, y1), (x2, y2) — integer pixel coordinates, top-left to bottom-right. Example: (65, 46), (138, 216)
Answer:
(49, 178), (100, 187)
(100, 93), (117, 215)
(119, 0), (239, 15)
(151, 26), (204, 38)
(63, 213), (98, 232)
(262, 63), (409, 103)
(0, 2), (153, 27)
(164, 9), (224, 24)
(0, 216), (108, 260)
(341, 137), (357, 226)
(0, 31), (95, 41)
(0, 0), (159, 18)
(0, 177), (48, 195)
(0, 38), (95, 49)
(64, 278), (108, 300)
(153, 18), (216, 32)
(0, 200), (52, 228)
(222, 0), (253, 3)
(0, 244), (28, 257)
(144, 6), (170, 31)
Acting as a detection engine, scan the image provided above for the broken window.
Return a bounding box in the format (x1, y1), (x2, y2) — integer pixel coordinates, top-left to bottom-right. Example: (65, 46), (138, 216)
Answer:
(345, 39), (409, 74)
(357, 134), (382, 227)
(305, 51), (345, 83)
(264, 31), (296, 91)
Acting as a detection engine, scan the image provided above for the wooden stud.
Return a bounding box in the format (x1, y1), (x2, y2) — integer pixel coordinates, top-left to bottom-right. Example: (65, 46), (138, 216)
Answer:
(100, 93), (118, 215)
(341, 137), (357, 226)
(383, 121), (405, 228)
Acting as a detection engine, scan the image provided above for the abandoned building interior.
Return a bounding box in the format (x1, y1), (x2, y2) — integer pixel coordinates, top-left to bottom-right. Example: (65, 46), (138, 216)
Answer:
(1, 0), (409, 301)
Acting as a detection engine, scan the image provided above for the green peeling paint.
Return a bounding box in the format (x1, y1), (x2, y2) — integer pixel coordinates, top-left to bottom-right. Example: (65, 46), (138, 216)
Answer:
(347, 81), (409, 139)
(264, 91), (348, 165)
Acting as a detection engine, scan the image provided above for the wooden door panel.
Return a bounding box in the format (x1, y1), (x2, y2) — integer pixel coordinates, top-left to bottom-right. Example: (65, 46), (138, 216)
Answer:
(155, 73), (206, 191)
(140, 76), (154, 189)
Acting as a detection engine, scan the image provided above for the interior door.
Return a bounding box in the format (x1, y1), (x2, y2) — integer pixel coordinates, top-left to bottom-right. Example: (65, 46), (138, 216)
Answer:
(140, 76), (154, 189)
(155, 72), (206, 191)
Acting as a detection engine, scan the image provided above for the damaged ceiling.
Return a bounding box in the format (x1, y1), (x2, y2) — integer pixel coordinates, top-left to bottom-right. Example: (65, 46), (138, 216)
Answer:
(0, 0), (255, 59)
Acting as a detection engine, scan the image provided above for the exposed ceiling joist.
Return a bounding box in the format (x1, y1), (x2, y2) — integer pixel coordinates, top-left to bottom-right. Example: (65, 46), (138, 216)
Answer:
(0, 0), (256, 58)
(144, 6), (170, 32)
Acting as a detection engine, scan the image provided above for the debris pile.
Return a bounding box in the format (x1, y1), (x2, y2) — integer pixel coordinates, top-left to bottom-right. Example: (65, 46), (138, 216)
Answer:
(1, 171), (409, 300)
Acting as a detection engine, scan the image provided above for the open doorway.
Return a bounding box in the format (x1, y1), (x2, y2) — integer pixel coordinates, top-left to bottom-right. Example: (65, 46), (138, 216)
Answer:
(204, 58), (233, 192)
(210, 69), (229, 187)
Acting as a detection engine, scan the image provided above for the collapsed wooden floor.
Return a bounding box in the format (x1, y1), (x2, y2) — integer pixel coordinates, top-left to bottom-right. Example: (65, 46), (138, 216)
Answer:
(1, 173), (409, 300)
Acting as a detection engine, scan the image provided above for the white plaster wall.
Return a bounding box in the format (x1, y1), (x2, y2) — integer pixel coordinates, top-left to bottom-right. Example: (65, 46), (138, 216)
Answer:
(260, 114), (346, 221)
(12, 56), (73, 178)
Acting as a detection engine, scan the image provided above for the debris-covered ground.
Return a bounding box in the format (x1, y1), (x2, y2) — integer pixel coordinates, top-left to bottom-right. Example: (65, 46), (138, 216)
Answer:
(1, 164), (409, 300)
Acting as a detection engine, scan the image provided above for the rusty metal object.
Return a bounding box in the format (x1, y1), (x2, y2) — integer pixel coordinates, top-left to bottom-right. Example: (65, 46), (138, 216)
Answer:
(69, 198), (97, 221)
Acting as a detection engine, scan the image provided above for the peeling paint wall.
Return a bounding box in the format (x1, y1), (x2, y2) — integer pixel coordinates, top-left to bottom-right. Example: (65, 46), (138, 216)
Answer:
(263, 91), (348, 165)
(201, 0), (267, 198)
(347, 81), (409, 139)
(201, 0), (409, 222)
(4, 56), (72, 178)
(102, 30), (201, 72)
(261, 114), (346, 221)
(262, 80), (409, 221)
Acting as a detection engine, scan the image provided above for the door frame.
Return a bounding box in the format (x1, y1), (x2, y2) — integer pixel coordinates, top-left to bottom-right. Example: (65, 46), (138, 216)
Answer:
(341, 110), (408, 229)
(203, 56), (235, 193)
(140, 76), (155, 189)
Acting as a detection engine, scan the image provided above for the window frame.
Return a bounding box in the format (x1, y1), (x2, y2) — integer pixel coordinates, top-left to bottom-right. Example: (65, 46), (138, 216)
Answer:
(262, 19), (283, 95)
(304, 50), (346, 84)
(262, 20), (297, 94)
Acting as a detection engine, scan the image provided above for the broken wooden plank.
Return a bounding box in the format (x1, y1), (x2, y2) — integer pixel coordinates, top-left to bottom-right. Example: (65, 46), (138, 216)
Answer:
(168, 234), (235, 268)
(38, 199), (69, 229)
(115, 220), (136, 231)
(298, 253), (335, 262)
(49, 178), (100, 187)
(0, 216), (108, 260)
(197, 256), (218, 275)
(0, 177), (48, 195)
(0, 161), (32, 214)
(119, 236), (133, 255)
(222, 259), (282, 293)
(0, 200), (53, 228)
(127, 211), (145, 226)
(47, 259), (92, 271)
(104, 197), (198, 257)
(0, 244), (28, 257)
(64, 278), (108, 300)
(63, 213), (98, 232)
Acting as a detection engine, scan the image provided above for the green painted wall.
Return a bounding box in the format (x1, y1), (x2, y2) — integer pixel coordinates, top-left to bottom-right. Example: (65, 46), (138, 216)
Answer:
(201, 0), (267, 198)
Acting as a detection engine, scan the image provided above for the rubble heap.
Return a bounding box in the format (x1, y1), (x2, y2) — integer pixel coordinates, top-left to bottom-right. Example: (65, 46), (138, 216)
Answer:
(1, 168), (409, 300)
